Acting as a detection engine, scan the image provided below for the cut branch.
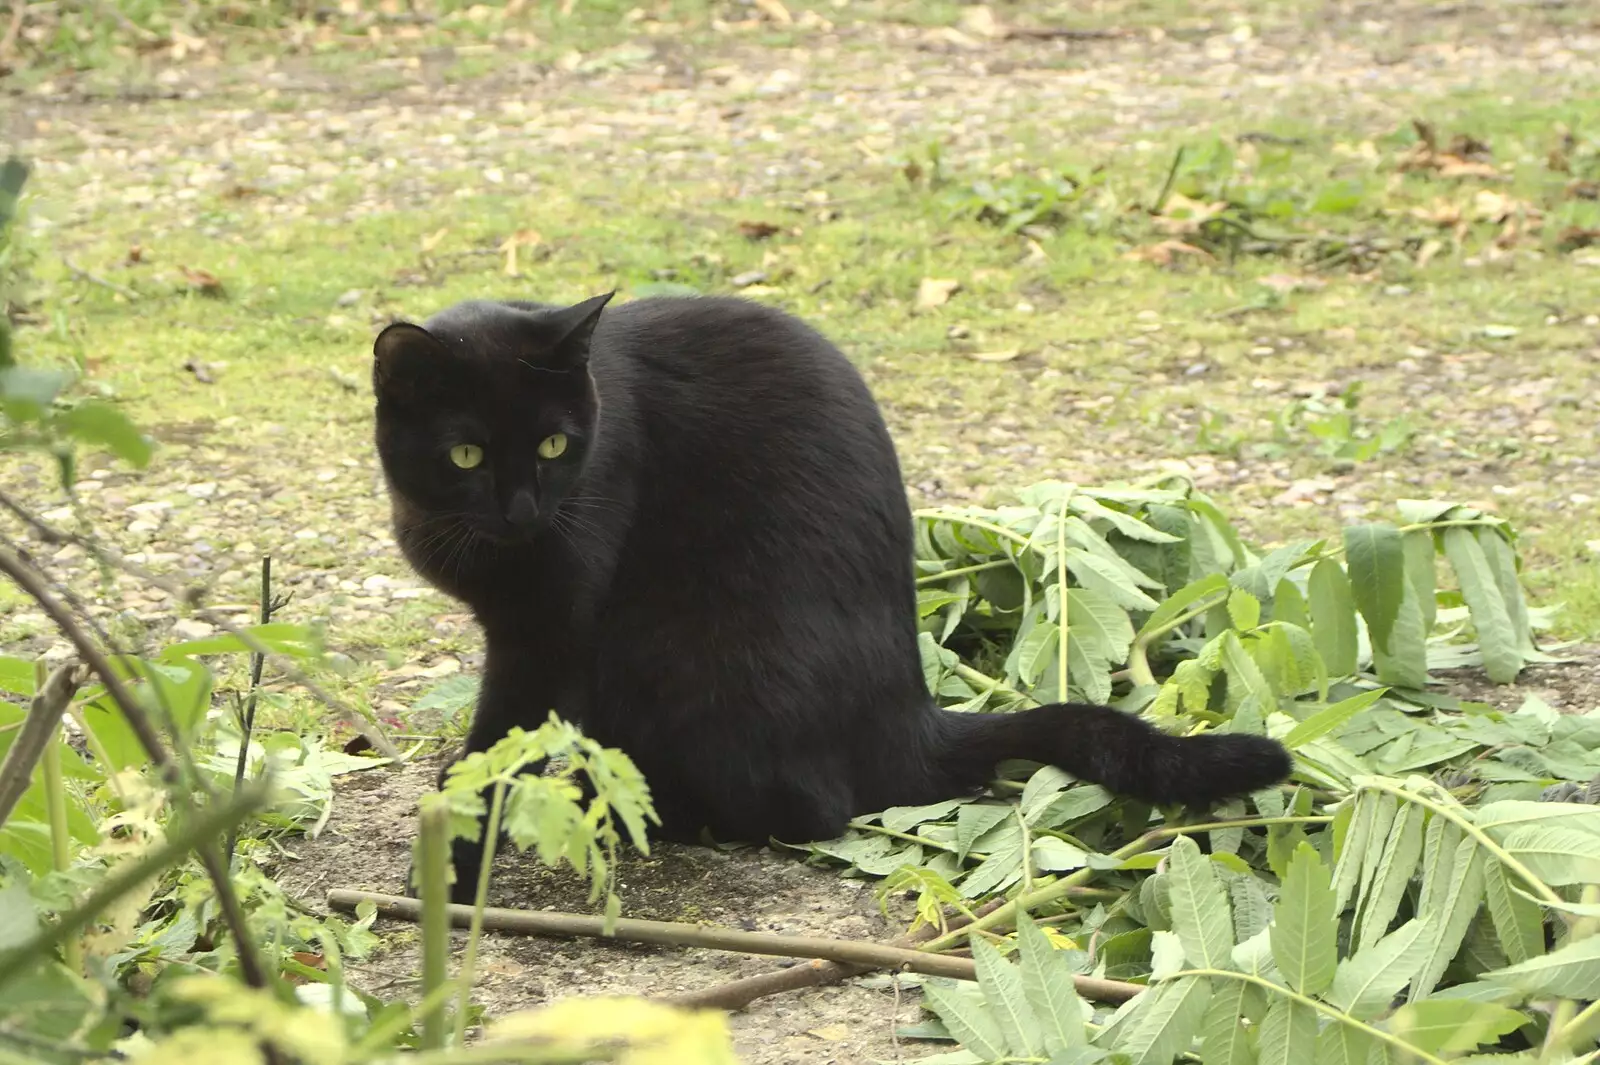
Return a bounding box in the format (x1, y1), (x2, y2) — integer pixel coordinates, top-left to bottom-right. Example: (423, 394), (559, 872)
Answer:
(325, 889), (1144, 1004)
(0, 662), (85, 828)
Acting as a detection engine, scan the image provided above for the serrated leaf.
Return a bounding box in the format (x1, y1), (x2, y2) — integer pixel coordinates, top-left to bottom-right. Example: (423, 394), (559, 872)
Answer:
(1064, 549), (1161, 610)
(957, 804), (1011, 862)
(1333, 793), (1377, 914)
(1029, 785), (1113, 829)
(1070, 495), (1184, 543)
(1416, 812), (1463, 918)
(1065, 588), (1135, 663)
(1410, 835), (1485, 1000)
(1499, 824), (1600, 886)
(1308, 559), (1358, 677)
(1200, 978), (1254, 1065)
(1327, 917), (1434, 1020)
(1228, 588), (1262, 631)
(1372, 577), (1430, 689)
(1443, 527), (1522, 683)
(1113, 976), (1211, 1065)
(1168, 836), (1234, 970)
(881, 799), (968, 835)
(1474, 801), (1600, 836)
(1272, 842), (1338, 996)
(1385, 1000), (1527, 1054)
(1356, 802), (1423, 950)
(1354, 794), (1399, 923)
(972, 935), (1044, 1056)
(1220, 631), (1276, 715)
(1229, 870), (1273, 945)
(1343, 523), (1405, 654)
(1482, 859), (1545, 966)
(1482, 933), (1600, 999)
(923, 979), (1009, 1060)
(1016, 622), (1061, 686)
(1017, 914), (1086, 1053)
(1479, 529), (1536, 656)
(1256, 998), (1317, 1065)
(1136, 573), (1229, 642)
(1315, 1021), (1372, 1065)
(1284, 687), (1386, 749)
(1402, 529), (1437, 634)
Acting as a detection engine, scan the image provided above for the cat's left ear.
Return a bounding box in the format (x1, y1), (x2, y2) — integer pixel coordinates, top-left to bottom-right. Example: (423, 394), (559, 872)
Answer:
(373, 321), (445, 401)
(546, 291), (615, 369)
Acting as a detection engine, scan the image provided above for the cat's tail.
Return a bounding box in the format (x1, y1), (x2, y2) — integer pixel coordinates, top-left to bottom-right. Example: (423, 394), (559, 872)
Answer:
(929, 703), (1293, 807)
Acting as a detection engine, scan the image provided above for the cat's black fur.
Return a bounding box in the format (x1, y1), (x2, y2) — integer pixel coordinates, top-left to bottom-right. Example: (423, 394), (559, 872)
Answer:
(372, 294), (1292, 901)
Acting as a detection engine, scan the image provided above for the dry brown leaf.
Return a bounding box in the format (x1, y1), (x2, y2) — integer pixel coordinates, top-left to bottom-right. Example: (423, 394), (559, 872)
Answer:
(179, 266), (224, 296)
(1435, 157), (1505, 180)
(1557, 226), (1600, 252)
(917, 277), (961, 308)
(1410, 199), (1463, 226)
(969, 349), (1021, 363)
(737, 220), (782, 241)
(1415, 239), (1444, 269)
(751, 0), (793, 24)
(957, 4), (1004, 38)
(807, 1025), (850, 1041)
(1124, 241), (1215, 267)
(419, 227), (451, 253)
(125, 245), (145, 265)
(498, 229), (544, 276)
(1256, 274), (1326, 294)
(1154, 192), (1228, 235)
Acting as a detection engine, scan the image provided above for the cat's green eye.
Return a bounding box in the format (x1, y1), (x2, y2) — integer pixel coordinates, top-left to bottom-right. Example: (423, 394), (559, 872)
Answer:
(538, 433), (568, 459)
(450, 444), (484, 469)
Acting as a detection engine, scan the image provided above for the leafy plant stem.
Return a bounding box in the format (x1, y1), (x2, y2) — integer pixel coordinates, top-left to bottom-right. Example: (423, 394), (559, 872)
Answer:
(1164, 968), (1450, 1065)
(916, 558), (1014, 586)
(921, 815), (1333, 952)
(454, 779), (507, 1047)
(1127, 592), (1229, 688)
(39, 670), (80, 976)
(914, 510), (1035, 549)
(0, 541), (276, 992)
(0, 661), (82, 828)
(953, 663), (1034, 705)
(1055, 495), (1070, 700)
(846, 819), (959, 852)
(1543, 882), (1600, 1060)
(0, 780), (271, 990)
(417, 796), (454, 1051)
(227, 554), (275, 865)
(1361, 778), (1561, 905)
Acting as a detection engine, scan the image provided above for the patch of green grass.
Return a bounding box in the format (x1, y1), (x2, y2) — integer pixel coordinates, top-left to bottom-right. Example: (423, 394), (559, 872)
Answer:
(5, 19), (1597, 746)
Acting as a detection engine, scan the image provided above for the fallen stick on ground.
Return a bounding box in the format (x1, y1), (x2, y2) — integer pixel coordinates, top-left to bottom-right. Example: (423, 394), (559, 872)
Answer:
(325, 889), (1144, 1005)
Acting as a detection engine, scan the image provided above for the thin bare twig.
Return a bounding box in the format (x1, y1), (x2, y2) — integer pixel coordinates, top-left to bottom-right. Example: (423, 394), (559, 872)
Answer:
(0, 544), (274, 996)
(63, 256), (139, 301)
(666, 899), (1006, 1012)
(0, 0), (26, 62)
(227, 554), (284, 863)
(0, 487), (401, 760)
(0, 662), (85, 827)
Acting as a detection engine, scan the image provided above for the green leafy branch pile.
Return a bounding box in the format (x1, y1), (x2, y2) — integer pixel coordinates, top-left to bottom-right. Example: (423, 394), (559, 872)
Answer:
(795, 479), (1600, 1062)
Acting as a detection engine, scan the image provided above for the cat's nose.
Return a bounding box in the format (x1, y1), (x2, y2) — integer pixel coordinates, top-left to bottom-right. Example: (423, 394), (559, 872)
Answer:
(505, 489), (540, 530)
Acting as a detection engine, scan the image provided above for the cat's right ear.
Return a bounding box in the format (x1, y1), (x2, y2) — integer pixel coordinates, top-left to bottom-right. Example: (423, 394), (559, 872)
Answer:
(373, 322), (443, 401)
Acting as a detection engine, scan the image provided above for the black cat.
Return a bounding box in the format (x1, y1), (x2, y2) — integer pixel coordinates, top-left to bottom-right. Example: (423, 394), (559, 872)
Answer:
(372, 294), (1292, 901)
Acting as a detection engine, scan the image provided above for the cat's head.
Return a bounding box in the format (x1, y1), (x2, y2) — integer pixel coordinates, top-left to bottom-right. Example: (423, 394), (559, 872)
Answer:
(372, 293), (612, 554)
